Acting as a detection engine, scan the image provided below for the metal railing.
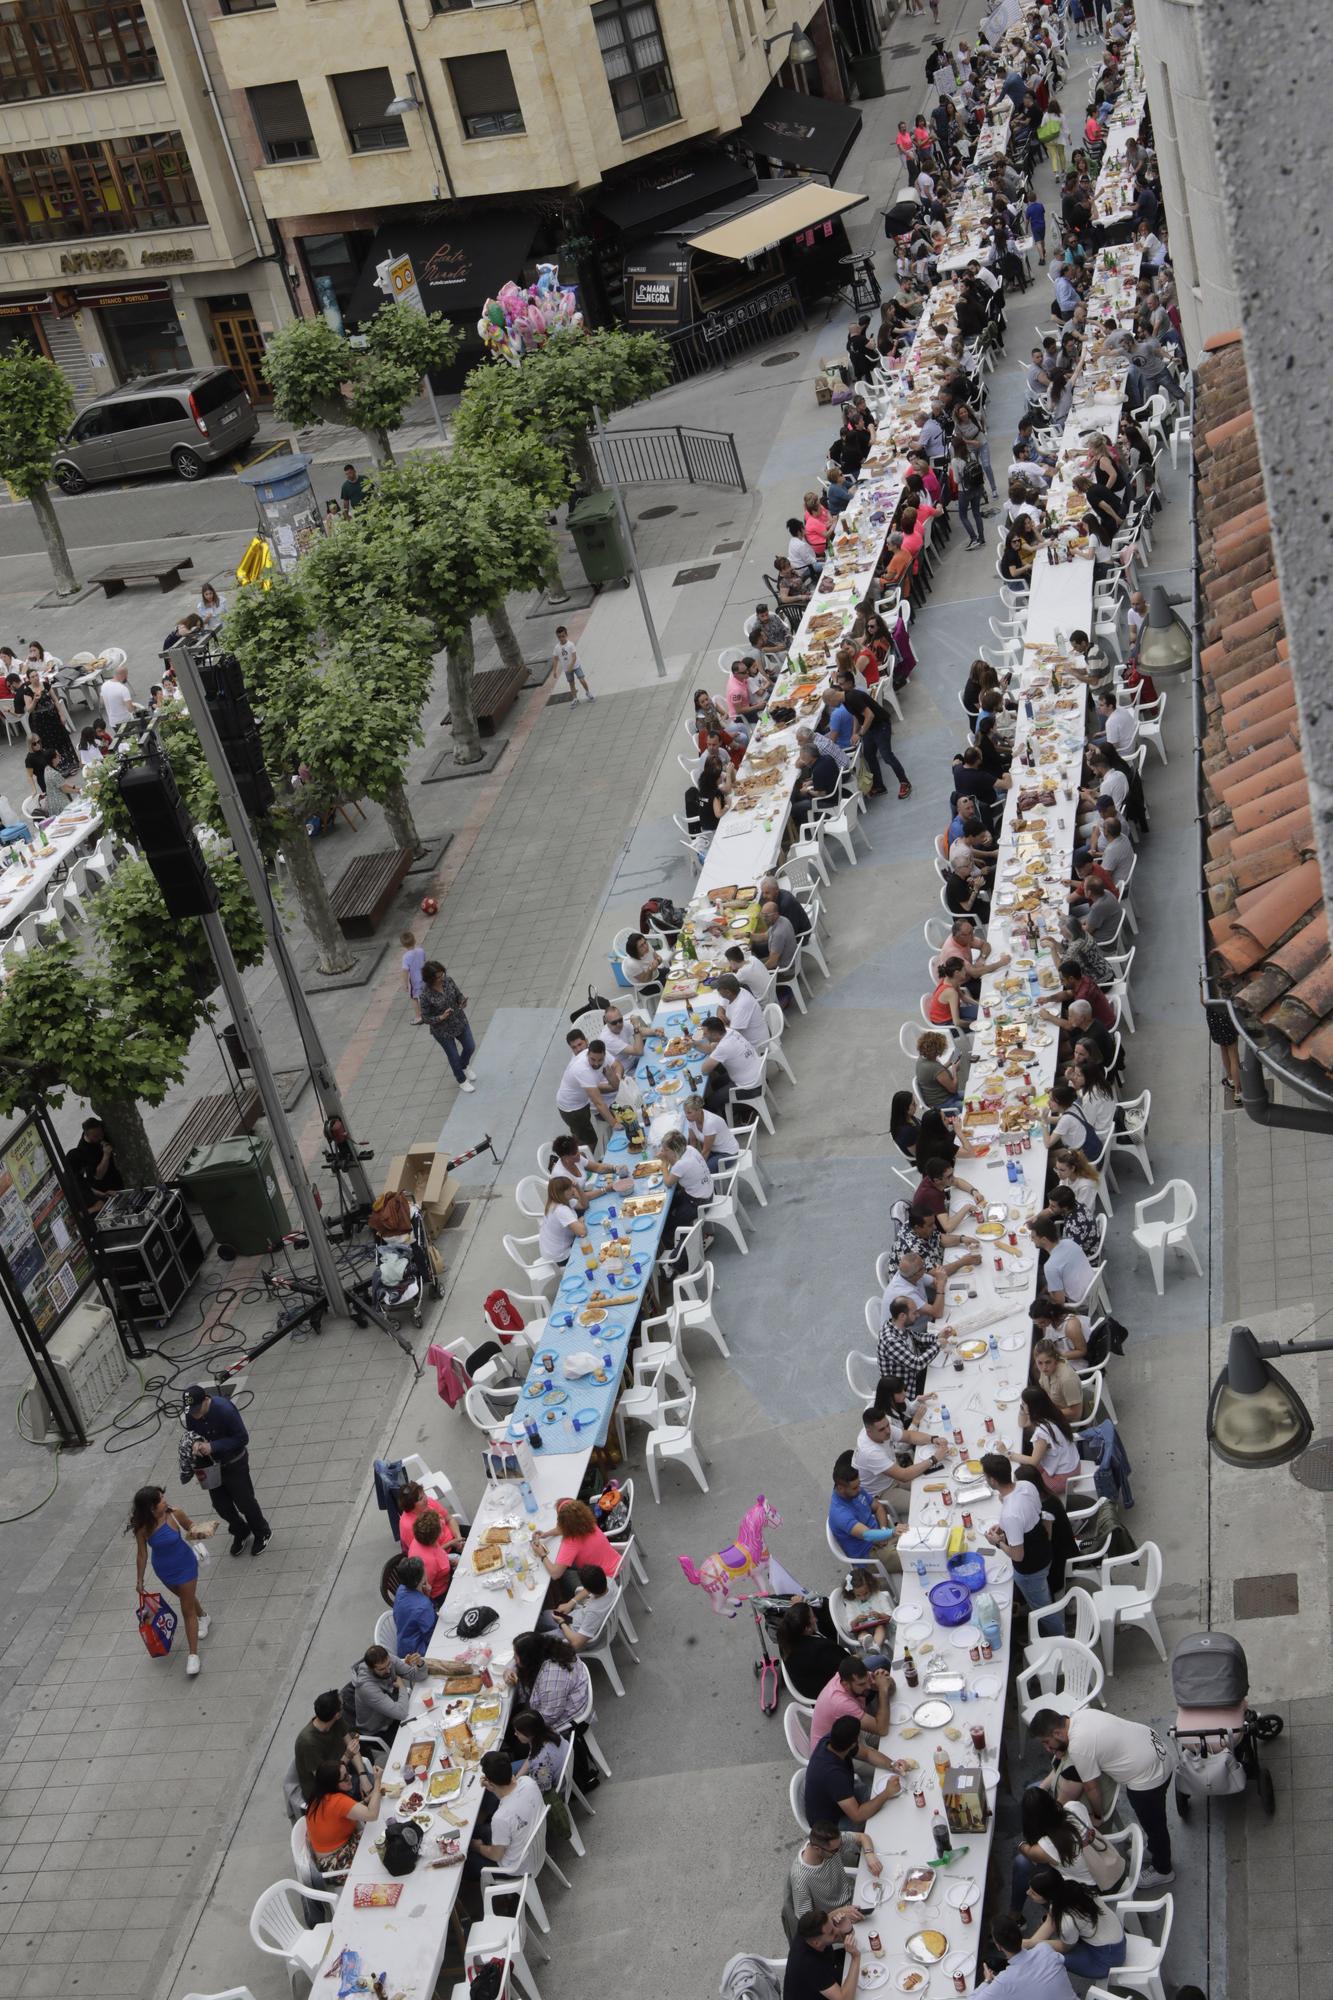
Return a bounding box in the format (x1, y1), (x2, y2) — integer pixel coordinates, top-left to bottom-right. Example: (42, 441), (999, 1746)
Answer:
(662, 290), (806, 386)
(590, 424), (746, 492)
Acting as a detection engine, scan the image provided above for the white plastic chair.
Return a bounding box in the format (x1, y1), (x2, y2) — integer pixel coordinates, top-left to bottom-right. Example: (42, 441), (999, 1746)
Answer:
(463, 1381), (521, 1432)
(731, 1120), (768, 1211)
(863, 1298), (880, 1343)
(784, 1703), (813, 1765)
(826, 1516), (882, 1573)
(400, 1453), (468, 1530)
(1020, 1586), (1100, 1668)
(1130, 1179), (1199, 1293)
(1015, 1637), (1105, 1726)
(614, 1352), (678, 1458)
(1079, 1542), (1167, 1673)
(373, 1607), (396, 1651)
(1102, 945), (1135, 1034)
(789, 1768), (810, 1833)
(515, 1173), (549, 1219)
(84, 833), (118, 890)
(644, 1385), (709, 1503)
(1101, 1822), (1145, 1905)
(702, 1154), (751, 1255)
(673, 1259), (729, 1357)
(579, 1577), (639, 1696)
(501, 1231), (562, 1298)
(761, 1001), (797, 1086)
(847, 1349), (879, 1401)
(788, 816), (832, 886)
(180, 1990), (259, 2000)
(1094, 1894), (1173, 2000)
(571, 1673), (612, 1786)
(249, 1879), (336, 1991)
(465, 1876), (549, 2000)
(478, 1800), (572, 1934)
(730, 1049), (776, 1137)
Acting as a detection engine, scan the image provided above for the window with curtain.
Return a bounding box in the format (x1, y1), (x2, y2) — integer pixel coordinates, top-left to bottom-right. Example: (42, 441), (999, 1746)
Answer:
(591, 0), (678, 140)
(445, 51), (524, 138)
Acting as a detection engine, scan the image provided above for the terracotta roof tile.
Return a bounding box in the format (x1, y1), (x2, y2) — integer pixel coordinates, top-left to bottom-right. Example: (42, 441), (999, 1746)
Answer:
(1195, 337), (1330, 1087)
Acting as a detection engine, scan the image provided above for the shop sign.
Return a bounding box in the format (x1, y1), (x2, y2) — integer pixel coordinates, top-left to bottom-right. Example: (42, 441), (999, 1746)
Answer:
(59, 247), (128, 274)
(699, 281), (795, 341)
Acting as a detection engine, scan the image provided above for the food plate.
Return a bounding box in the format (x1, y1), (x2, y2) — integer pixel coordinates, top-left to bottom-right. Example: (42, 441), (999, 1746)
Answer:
(560, 1280), (590, 1304)
(946, 1880), (980, 1910)
(900, 1867), (935, 1903)
(857, 1967), (890, 1991)
(912, 1699), (954, 1727)
(892, 1970), (927, 1994)
(906, 1931), (949, 1966)
(971, 1672), (1001, 1700)
(956, 1340), (988, 1361)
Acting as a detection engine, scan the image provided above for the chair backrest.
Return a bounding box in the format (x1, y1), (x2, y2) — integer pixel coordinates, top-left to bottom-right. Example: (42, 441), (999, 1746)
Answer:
(250, 1880), (312, 1955)
(783, 1703), (812, 1764)
(463, 1383), (510, 1432)
(374, 1607), (397, 1651)
(653, 1383), (697, 1437)
(502, 1231), (547, 1273)
(762, 1000), (785, 1043)
(515, 1174), (548, 1219)
(1104, 1821), (1144, 1901)
(789, 1768), (810, 1833)
(1112, 1895), (1172, 1964)
(674, 1257), (716, 1312)
(1118, 1089), (1150, 1134)
(863, 1297), (879, 1340)
(847, 1350), (879, 1400)
(1055, 1638), (1103, 1704)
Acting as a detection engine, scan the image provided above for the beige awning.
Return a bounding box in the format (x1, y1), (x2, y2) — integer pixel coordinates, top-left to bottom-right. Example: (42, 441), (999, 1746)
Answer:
(686, 184), (867, 261)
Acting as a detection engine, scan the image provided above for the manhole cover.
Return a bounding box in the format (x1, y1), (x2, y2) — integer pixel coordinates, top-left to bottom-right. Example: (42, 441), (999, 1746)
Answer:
(713, 539), (744, 554)
(673, 563), (719, 585)
(762, 349), (801, 366)
(638, 504), (676, 519)
(1232, 1572), (1300, 1620)
(1290, 1436), (1333, 1490)
(887, 43), (918, 55)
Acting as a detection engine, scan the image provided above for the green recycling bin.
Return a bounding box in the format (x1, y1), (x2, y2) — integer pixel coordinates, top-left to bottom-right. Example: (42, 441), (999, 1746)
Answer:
(567, 490), (629, 587)
(178, 1134), (290, 1255)
(850, 49), (886, 98)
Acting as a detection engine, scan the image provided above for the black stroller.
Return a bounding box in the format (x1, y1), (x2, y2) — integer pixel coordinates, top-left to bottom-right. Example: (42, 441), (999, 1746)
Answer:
(1169, 1630), (1283, 1817)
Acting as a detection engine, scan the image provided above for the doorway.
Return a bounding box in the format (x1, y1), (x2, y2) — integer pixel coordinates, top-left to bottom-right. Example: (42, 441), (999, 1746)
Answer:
(209, 303), (270, 405)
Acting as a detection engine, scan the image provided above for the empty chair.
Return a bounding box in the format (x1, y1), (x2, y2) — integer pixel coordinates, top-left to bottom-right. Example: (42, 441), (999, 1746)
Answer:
(60, 856), (94, 927)
(84, 833), (118, 889)
(1102, 945), (1135, 1034)
(673, 1259), (729, 1357)
(789, 1768), (810, 1834)
(462, 1877), (549, 2000)
(644, 1385), (708, 1503)
(1015, 1637), (1105, 1726)
(701, 1154), (751, 1255)
(615, 1352), (680, 1459)
(463, 1381), (521, 1432)
(1103, 1088), (1153, 1189)
(847, 1350), (879, 1401)
(501, 1231), (562, 1298)
(731, 1120), (768, 1211)
(1094, 1894), (1174, 2000)
(1078, 1542), (1167, 1673)
(249, 1879), (337, 1991)
(1020, 1586), (1100, 1668)
(1130, 1180), (1199, 1294)
(761, 1001), (797, 1086)
(14, 906), (60, 955)
(784, 1703), (813, 1766)
(373, 1607), (396, 1652)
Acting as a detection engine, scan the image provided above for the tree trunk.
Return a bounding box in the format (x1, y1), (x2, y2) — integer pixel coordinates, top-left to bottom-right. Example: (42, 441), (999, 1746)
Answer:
(362, 426), (395, 468)
(27, 480), (77, 596)
(446, 625), (483, 766)
(571, 429), (601, 493)
(89, 1093), (158, 1187)
(275, 824), (355, 974)
(382, 778), (424, 857)
(486, 600), (525, 675)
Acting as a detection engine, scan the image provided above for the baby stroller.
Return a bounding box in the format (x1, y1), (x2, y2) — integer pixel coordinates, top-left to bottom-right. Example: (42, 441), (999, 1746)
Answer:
(1169, 1630), (1283, 1817)
(368, 1195), (440, 1330)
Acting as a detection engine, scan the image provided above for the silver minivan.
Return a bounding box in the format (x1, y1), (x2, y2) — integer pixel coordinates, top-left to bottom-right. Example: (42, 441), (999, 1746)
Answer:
(52, 367), (258, 492)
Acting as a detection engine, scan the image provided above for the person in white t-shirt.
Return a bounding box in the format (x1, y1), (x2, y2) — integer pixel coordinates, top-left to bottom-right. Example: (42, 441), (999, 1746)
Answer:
(1013, 1787), (1123, 1908)
(537, 1176), (586, 1265)
(1015, 1385), (1081, 1494)
(1025, 1867), (1126, 1981)
(657, 1130), (714, 1241)
(682, 1094), (738, 1163)
(555, 1035), (616, 1149)
(697, 1014), (763, 1115)
(469, 1754), (543, 1875)
(1030, 1705), (1175, 1887)
(982, 1452), (1058, 1631)
(550, 625), (593, 701)
(850, 1405), (945, 1514)
(714, 973), (767, 1049)
(101, 664), (138, 731)
(724, 944), (772, 1001)
(599, 1003), (644, 1068)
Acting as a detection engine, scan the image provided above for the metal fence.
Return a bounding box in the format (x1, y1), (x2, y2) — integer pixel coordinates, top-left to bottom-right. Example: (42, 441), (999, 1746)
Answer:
(591, 424), (746, 492)
(663, 291), (806, 386)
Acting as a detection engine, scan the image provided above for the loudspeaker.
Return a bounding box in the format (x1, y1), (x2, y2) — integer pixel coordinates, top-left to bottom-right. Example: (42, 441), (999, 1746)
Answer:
(116, 760), (218, 919)
(203, 652), (274, 817)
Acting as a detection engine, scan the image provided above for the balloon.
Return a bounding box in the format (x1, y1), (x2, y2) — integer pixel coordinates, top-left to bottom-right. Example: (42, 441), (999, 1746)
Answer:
(484, 299), (506, 328)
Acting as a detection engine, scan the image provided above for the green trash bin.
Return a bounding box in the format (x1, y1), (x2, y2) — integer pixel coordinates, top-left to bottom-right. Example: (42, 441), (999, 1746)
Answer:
(850, 49), (886, 99)
(178, 1134), (290, 1255)
(567, 490), (629, 587)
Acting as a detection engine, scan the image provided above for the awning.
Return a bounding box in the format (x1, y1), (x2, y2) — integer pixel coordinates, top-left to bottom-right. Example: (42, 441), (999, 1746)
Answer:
(737, 84), (862, 182)
(346, 211), (539, 325)
(592, 154), (758, 237)
(686, 183), (866, 261)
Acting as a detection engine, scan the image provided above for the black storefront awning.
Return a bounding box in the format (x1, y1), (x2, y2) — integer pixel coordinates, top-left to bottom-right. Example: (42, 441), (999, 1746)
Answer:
(736, 84), (862, 182)
(592, 153), (758, 238)
(346, 211), (539, 326)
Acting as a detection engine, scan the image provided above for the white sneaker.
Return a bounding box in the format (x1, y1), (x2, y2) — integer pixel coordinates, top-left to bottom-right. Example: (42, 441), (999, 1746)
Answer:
(196, 1614), (210, 1640)
(1138, 1866), (1174, 1888)
(459, 1080), (476, 1093)
(186, 1653), (201, 1677)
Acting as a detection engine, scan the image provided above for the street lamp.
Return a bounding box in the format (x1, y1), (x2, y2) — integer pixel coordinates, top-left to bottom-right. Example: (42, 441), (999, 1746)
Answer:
(385, 85), (421, 117)
(764, 18), (818, 65)
(1136, 583), (1193, 676)
(1206, 1323), (1321, 1470)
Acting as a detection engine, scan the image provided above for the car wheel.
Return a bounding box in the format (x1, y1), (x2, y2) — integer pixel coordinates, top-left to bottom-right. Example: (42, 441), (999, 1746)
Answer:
(53, 462), (87, 495)
(172, 447), (203, 481)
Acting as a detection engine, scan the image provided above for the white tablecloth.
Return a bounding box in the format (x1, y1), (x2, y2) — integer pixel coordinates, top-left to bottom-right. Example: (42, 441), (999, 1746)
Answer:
(0, 805), (102, 935)
(1093, 36), (1147, 230)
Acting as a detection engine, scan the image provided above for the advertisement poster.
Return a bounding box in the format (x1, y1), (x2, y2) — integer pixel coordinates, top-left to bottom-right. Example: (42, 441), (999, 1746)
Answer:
(0, 1122), (92, 1340)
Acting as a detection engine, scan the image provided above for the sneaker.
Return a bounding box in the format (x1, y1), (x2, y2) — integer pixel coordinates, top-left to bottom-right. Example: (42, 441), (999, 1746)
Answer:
(196, 1614), (211, 1641)
(1138, 1867), (1175, 1889)
(898, 782), (913, 799)
(251, 1531), (272, 1557)
(229, 1533), (250, 1557)
(459, 1079), (476, 1093)
(186, 1653), (201, 1677)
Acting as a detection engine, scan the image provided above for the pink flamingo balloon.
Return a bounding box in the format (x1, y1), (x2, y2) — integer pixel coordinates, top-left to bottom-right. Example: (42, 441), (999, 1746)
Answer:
(678, 1495), (782, 1616)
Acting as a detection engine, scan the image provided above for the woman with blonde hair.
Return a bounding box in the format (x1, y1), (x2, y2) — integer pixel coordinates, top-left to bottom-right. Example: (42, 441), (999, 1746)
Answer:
(537, 1175), (585, 1265)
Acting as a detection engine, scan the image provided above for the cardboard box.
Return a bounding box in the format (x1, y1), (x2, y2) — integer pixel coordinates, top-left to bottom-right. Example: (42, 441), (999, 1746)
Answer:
(381, 1145), (457, 1234)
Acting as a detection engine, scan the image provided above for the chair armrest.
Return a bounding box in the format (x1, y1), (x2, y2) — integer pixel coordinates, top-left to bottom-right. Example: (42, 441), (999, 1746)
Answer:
(301, 1884), (339, 1910)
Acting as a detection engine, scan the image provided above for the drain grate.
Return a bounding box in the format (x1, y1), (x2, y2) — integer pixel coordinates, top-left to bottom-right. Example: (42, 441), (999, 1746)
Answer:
(638, 504), (676, 519)
(1290, 1436), (1333, 1490)
(673, 563), (719, 585)
(762, 349), (801, 366)
(1232, 1572), (1300, 1620)
(887, 43), (918, 55)
(713, 539), (744, 554)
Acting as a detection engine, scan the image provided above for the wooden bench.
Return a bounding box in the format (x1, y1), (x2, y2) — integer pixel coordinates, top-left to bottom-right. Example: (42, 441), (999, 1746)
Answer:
(91, 554), (194, 599)
(158, 1086), (261, 1184)
(330, 847), (414, 939)
(444, 664), (528, 738)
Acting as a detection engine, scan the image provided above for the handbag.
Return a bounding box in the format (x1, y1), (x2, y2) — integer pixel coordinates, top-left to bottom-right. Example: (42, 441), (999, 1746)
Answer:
(1077, 1822), (1127, 1889)
(137, 1590), (177, 1658)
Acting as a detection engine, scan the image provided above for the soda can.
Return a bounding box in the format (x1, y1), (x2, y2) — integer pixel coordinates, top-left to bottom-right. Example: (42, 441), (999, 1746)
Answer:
(984, 1416), (995, 1434)
(961, 1511), (973, 1529)
(968, 1641), (980, 1662)
(961, 1902), (974, 1927)
(941, 1489), (952, 1506)
(954, 1973), (968, 1992)
(913, 1782), (926, 1808)
(980, 1638), (993, 1661)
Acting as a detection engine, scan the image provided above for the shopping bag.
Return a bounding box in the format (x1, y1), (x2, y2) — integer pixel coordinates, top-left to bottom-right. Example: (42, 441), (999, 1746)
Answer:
(137, 1590), (177, 1658)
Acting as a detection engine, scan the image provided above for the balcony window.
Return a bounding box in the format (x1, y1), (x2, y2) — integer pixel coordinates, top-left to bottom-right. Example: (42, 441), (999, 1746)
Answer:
(446, 50), (523, 139)
(0, 130), (204, 242)
(217, 0), (277, 13)
(247, 80), (317, 162)
(0, 0), (161, 100)
(592, 0), (677, 140)
(332, 67), (407, 154)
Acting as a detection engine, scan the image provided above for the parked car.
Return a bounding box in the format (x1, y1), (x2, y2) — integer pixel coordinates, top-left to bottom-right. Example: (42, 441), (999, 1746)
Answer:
(52, 368), (258, 492)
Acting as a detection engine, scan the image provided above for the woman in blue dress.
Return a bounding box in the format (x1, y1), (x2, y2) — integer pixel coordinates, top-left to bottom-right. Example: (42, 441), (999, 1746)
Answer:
(129, 1485), (211, 1678)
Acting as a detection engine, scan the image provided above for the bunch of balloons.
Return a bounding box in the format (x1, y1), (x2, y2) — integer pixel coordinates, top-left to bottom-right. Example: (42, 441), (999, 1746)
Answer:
(477, 264), (583, 364)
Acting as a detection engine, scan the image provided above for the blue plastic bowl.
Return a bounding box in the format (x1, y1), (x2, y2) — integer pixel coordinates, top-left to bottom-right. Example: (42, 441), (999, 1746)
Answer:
(947, 1552), (988, 1593)
(929, 1580), (974, 1627)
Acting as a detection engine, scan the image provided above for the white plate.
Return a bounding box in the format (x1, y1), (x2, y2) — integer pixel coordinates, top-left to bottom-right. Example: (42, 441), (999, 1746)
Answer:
(895, 1602), (928, 1626)
(946, 1881), (980, 1910)
(858, 1967), (891, 1991)
(982, 1763), (1000, 1788)
(971, 1672), (1001, 1699)
(891, 1972), (927, 1995)
(1000, 1334), (1027, 1351)
(912, 1698), (954, 1727)
(949, 1629), (979, 1650)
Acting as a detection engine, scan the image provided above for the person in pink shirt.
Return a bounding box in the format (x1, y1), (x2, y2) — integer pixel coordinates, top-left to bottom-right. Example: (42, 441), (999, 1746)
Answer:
(397, 1479), (460, 1554)
(407, 1506), (455, 1601)
(895, 121), (915, 169)
(532, 1497), (623, 1584)
(802, 492), (832, 557)
(900, 501), (937, 560)
(810, 1656), (894, 1755)
(726, 656), (769, 722)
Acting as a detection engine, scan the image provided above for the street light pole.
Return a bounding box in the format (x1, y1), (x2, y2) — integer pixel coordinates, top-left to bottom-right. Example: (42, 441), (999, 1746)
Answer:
(593, 402), (667, 681)
(167, 640), (375, 1218)
(1207, 1322), (1333, 1470)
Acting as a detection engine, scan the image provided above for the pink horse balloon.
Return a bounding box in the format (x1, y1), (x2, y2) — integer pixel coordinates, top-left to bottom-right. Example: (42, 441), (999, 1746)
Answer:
(678, 1495), (782, 1615)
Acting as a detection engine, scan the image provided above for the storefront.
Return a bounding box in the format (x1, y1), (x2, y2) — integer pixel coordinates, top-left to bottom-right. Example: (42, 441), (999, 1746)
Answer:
(0, 297), (51, 361)
(89, 288), (190, 378)
(736, 83), (862, 184)
(622, 180), (866, 375)
(345, 209), (541, 384)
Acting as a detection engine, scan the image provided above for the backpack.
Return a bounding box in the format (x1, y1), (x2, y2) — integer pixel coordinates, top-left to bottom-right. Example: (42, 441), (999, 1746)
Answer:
(382, 1818), (422, 1877)
(961, 455), (985, 492)
(369, 1189), (412, 1238)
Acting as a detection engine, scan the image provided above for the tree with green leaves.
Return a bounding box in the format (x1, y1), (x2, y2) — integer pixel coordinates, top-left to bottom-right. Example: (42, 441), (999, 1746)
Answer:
(262, 302), (460, 467)
(0, 344), (77, 595)
(0, 849), (265, 1183)
(453, 326), (668, 492)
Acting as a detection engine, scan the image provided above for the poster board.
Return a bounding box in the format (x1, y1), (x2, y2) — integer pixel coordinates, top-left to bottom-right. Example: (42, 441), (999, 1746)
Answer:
(0, 1117), (94, 1342)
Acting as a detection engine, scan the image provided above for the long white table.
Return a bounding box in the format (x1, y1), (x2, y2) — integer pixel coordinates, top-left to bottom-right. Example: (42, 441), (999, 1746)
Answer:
(0, 803), (102, 936)
(1093, 36), (1147, 231)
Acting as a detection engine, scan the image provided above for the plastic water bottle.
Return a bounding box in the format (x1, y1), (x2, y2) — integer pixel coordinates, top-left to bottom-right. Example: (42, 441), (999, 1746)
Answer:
(519, 1480), (537, 1516)
(940, 1404), (951, 1428)
(915, 1557), (928, 1581)
(987, 1333), (999, 1359)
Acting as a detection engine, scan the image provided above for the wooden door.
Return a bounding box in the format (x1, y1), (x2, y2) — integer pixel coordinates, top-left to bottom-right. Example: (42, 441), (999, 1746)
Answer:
(212, 309), (270, 405)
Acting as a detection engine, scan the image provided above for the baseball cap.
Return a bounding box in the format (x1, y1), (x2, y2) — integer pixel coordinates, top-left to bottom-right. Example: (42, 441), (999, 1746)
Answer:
(183, 1384), (209, 1410)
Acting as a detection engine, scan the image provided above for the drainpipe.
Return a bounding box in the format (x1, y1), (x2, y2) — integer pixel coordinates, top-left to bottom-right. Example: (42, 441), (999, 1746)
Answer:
(180, 0), (267, 265)
(393, 0), (456, 200)
(1191, 380), (1333, 1136)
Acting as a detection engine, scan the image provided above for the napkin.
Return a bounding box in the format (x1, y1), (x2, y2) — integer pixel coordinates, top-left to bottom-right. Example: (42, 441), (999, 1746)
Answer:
(561, 1350), (602, 1379)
